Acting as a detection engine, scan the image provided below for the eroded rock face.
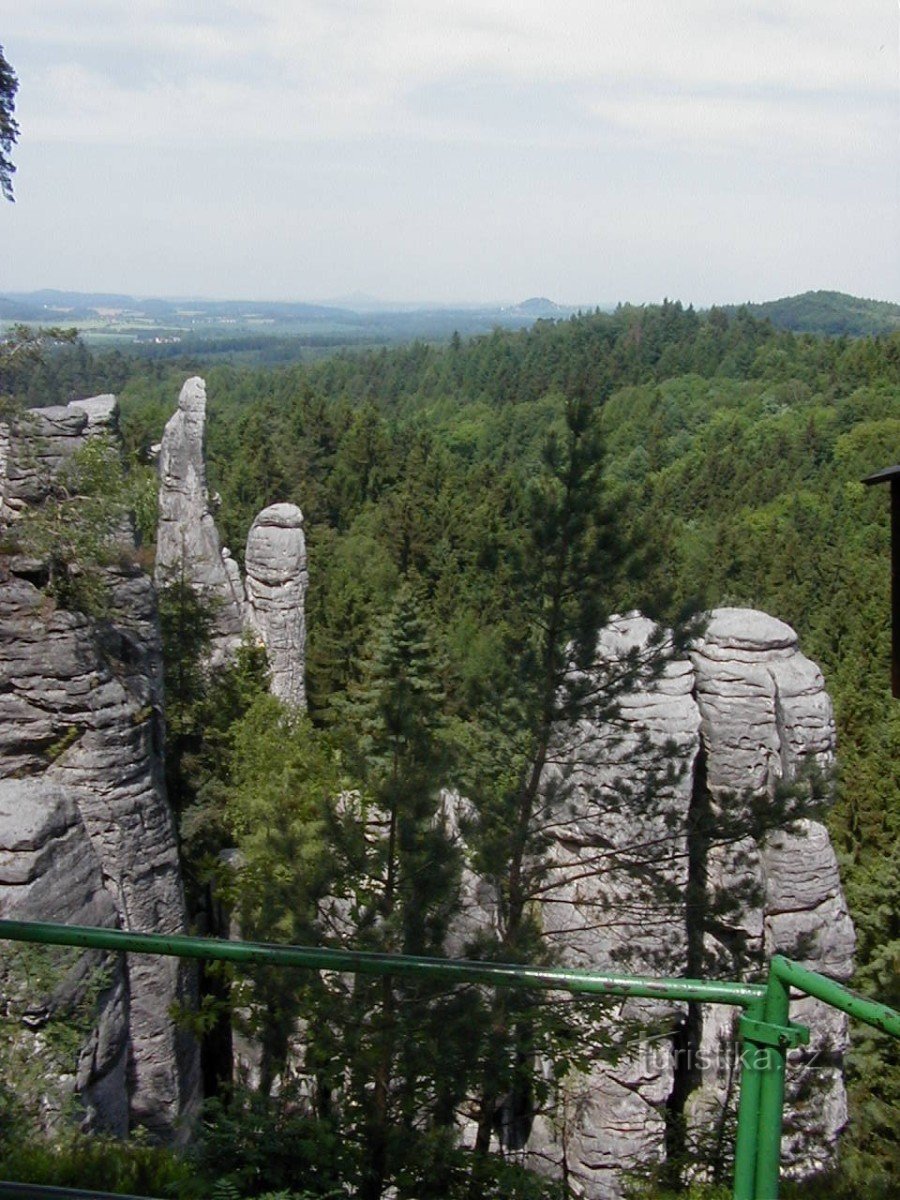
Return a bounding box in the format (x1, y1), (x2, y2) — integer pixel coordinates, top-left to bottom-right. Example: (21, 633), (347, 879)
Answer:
(522, 617), (700, 1196)
(155, 377), (244, 659)
(0, 398), (116, 519)
(156, 379), (308, 707)
(516, 609), (853, 1198)
(0, 397), (200, 1140)
(687, 610), (852, 1180)
(0, 777), (129, 1134)
(244, 504), (308, 709)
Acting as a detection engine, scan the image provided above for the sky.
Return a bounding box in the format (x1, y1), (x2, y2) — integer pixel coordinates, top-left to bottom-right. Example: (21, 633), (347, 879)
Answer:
(0, 0), (897, 307)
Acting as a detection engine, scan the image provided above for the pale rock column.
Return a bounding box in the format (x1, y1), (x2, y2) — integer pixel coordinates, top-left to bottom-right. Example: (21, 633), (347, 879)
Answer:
(155, 376), (245, 659)
(244, 503), (308, 709)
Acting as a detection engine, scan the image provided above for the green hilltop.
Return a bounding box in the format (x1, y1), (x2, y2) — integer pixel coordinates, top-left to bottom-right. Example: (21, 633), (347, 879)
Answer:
(722, 290), (900, 337)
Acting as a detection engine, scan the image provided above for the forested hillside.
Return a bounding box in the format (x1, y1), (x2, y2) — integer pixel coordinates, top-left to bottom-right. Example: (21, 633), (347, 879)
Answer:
(721, 291), (900, 337)
(2, 303), (897, 1197)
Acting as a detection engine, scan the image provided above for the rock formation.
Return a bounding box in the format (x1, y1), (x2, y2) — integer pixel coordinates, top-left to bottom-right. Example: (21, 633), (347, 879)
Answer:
(244, 504), (308, 708)
(0, 397), (200, 1139)
(0, 400), (112, 519)
(155, 377), (308, 706)
(0, 776), (129, 1133)
(155, 377), (245, 660)
(511, 609), (855, 1197)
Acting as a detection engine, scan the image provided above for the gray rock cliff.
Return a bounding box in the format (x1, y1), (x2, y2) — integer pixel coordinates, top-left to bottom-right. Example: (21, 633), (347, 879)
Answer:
(155, 377), (245, 660)
(155, 377), (308, 707)
(0, 399), (116, 519)
(514, 609), (854, 1197)
(0, 396), (200, 1139)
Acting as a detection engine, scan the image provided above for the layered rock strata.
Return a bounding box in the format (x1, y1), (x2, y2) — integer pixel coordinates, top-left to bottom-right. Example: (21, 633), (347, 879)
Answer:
(155, 377), (245, 659)
(518, 609), (854, 1197)
(155, 378), (308, 706)
(685, 611), (853, 1180)
(0, 397), (117, 519)
(244, 504), (308, 708)
(0, 397), (200, 1139)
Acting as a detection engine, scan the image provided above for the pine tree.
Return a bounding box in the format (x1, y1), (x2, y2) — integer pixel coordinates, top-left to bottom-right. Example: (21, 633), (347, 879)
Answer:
(0, 44), (18, 202)
(462, 394), (687, 1162)
(330, 583), (466, 1199)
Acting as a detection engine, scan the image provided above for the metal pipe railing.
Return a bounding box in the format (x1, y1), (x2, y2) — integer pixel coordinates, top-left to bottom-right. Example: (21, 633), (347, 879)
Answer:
(0, 918), (766, 1006)
(0, 918), (897, 1200)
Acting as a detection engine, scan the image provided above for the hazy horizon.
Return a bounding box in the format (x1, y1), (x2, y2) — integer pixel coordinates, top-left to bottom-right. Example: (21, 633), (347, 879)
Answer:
(2, 2), (897, 307)
(3, 284), (900, 314)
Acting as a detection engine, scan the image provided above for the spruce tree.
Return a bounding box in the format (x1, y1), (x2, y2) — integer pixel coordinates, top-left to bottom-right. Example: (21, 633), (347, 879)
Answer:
(328, 584), (466, 1199)
(462, 394), (686, 1162)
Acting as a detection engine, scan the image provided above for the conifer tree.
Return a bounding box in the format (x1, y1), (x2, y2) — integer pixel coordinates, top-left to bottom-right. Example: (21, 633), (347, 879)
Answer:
(0, 44), (18, 202)
(328, 584), (466, 1199)
(462, 394), (686, 1160)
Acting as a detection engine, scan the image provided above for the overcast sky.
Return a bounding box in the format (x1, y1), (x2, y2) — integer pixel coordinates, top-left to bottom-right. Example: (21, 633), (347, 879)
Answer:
(1, 1), (897, 306)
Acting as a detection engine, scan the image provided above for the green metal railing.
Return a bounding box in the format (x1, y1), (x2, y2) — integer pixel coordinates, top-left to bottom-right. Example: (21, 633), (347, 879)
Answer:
(0, 919), (897, 1200)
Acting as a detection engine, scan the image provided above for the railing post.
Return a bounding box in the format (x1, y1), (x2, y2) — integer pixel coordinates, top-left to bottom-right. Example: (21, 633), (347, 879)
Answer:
(732, 1000), (764, 1200)
(753, 967), (791, 1199)
(735, 968), (809, 1200)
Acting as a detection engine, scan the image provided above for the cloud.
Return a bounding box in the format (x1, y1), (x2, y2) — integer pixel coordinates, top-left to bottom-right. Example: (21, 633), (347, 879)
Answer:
(7, 0), (895, 155)
(3, 1), (896, 303)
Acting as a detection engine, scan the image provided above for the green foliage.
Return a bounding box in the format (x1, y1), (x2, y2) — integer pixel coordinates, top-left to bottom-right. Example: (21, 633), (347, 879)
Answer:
(315, 587), (467, 1198)
(9, 432), (148, 615)
(0, 43), (18, 201)
(224, 696), (345, 1091)
(0, 324), (80, 406)
(195, 1088), (351, 1197)
(7, 302), (897, 1194)
(722, 291), (900, 337)
(623, 1181), (730, 1200)
(0, 1129), (203, 1197)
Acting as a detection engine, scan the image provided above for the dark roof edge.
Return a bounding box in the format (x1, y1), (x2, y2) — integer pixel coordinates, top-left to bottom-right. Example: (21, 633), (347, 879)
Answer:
(862, 464), (900, 485)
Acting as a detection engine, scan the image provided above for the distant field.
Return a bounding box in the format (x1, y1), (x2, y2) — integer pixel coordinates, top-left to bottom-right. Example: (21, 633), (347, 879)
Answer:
(0, 289), (579, 361)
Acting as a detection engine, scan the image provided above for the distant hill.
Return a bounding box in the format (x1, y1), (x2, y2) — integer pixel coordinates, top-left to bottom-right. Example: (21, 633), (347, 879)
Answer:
(5, 288), (898, 350)
(0, 290), (577, 352)
(721, 290), (900, 336)
(503, 297), (572, 318)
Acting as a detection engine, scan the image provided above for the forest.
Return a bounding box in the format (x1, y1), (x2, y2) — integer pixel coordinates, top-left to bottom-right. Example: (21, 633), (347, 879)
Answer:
(0, 301), (897, 1199)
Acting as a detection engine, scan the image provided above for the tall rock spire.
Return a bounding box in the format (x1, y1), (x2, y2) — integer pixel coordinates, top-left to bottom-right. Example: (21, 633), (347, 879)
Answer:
(156, 377), (308, 707)
(155, 376), (245, 661)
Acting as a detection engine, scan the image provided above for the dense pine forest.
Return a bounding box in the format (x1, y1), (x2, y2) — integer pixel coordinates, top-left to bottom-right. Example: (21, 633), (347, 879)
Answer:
(1, 302), (897, 1198)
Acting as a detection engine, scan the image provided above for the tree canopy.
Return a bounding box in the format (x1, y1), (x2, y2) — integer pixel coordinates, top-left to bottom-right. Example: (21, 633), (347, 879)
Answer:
(3, 305), (898, 1196)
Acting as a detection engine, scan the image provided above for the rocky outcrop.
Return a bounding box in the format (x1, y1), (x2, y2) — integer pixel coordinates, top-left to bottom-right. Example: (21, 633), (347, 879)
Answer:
(516, 609), (854, 1197)
(155, 378), (308, 707)
(0, 777), (130, 1133)
(155, 377), (245, 660)
(244, 504), (308, 709)
(0, 397), (200, 1139)
(522, 617), (699, 1194)
(0, 396), (118, 520)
